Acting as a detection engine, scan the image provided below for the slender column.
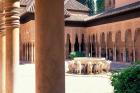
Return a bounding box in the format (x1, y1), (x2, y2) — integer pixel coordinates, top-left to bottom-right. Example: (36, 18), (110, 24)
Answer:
(0, 31), (2, 93)
(25, 43), (27, 61)
(113, 42), (116, 62)
(35, 0), (65, 93)
(99, 44), (101, 57)
(0, 12), (5, 93)
(2, 31), (6, 93)
(132, 41), (135, 62)
(91, 43), (92, 57)
(0, 11), (6, 93)
(71, 43), (74, 52)
(31, 42), (34, 63)
(106, 43), (108, 59)
(4, 1), (20, 93)
(122, 42), (126, 62)
(79, 43), (81, 52)
(85, 43), (89, 57)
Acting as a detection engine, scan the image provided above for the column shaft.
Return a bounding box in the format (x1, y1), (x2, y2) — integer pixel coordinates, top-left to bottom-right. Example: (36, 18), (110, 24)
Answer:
(35, 0), (65, 93)
(4, 1), (20, 93)
(113, 43), (116, 62)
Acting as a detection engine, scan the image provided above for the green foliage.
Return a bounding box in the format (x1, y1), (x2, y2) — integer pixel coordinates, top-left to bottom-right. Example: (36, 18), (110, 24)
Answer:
(95, 0), (105, 14)
(78, 0), (105, 15)
(69, 51), (84, 59)
(111, 66), (140, 93)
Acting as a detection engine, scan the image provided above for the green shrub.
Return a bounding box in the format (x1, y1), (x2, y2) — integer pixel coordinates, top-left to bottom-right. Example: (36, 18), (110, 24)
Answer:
(111, 66), (140, 93)
(69, 51), (84, 59)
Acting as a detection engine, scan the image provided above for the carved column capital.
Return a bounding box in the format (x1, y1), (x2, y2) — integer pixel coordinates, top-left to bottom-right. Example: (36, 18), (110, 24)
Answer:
(4, 1), (20, 28)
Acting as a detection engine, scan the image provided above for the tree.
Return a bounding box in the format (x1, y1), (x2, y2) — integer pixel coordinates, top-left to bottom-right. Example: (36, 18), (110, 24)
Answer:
(96, 0), (105, 14)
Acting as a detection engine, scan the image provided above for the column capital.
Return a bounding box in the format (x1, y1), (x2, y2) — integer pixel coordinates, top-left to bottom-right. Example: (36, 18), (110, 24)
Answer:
(4, 1), (20, 28)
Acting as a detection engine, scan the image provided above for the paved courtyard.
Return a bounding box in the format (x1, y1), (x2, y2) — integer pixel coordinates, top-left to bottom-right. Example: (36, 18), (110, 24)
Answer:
(14, 62), (130, 93)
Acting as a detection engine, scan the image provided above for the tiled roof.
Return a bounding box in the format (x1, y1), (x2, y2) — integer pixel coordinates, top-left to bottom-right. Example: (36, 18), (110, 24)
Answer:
(86, 1), (140, 21)
(20, 0), (31, 6)
(64, 0), (90, 11)
(65, 1), (140, 22)
(20, 0), (71, 17)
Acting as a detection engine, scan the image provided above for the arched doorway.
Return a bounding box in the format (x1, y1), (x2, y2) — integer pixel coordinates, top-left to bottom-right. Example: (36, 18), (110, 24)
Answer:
(100, 32), (106, 57)
(135, 28), (140, 61)
(125, 30), (133, 62)
(115, 31), (123, 62)
(107, 32), (113, 60)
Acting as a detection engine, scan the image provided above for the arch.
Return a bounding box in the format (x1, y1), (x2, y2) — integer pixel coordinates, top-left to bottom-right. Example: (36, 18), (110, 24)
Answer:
(125, 29), (133, 62)
(115, 31), (123, 62)
(74, 34), (79, 52)
(107, 32), (113, 60)
(134, 28), (140, 61)
(100, 32), (106, 57)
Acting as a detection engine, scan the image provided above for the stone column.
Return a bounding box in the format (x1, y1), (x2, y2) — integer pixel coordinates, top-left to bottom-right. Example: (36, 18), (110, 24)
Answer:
(85, 43), (89, 57)
(122, 42), (126, 62)
(113, 42), (116, 62)
(105, 34), (108, 59)
(132, 41), (135, 62)
(4, 0), (20, 93)
(0, 11), (6, 93)
(99, 44), (101, 57)
(0, 31), (2, 93)
(31, 42), (34, 63)
(0, 12), (5, 93)
(91, 43), (92, 57)
(35, 0), (65, 93)
(2, 31), (6, 93)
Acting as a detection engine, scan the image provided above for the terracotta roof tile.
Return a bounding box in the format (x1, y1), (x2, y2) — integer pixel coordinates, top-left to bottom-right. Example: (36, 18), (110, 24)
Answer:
(65, 0), (90, 11)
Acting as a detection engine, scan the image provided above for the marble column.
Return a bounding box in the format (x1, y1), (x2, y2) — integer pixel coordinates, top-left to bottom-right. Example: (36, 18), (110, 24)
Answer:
(99, 44), (101, 57)
(132, 41), (135, 62)
(35, 0), (65, 93)
(31, 42), (34, 63)
(4, 0), (20, 93)
(122, 43), (126, 62)
(2, 31), (6, 93)
(106, 43), (108, 59)
(71, 44), (75, 52)
(91, 43), (92, 57)
(85, 43), (89, 57)
(113, 42), (116, 62)
(0, 12), (5, 93)
(0, 32), (2, 93)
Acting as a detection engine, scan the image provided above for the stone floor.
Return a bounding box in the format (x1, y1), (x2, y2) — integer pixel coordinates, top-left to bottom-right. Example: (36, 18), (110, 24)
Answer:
(65, 73), (114, 93)
(14, 62), (130, 93)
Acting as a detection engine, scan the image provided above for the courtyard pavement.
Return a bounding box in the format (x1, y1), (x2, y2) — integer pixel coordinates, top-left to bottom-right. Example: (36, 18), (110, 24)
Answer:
(14, 62), (131, 93)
